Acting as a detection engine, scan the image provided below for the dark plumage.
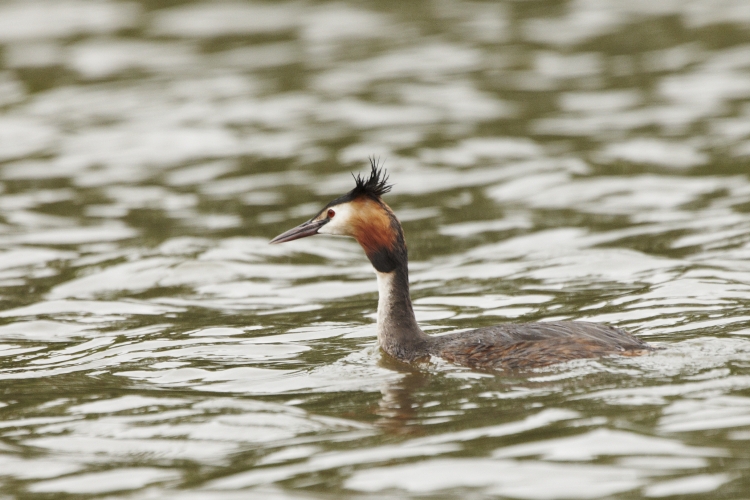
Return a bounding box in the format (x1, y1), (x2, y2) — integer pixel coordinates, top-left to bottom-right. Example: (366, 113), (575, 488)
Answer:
(430, 321), (651, 370)
(352, 157), (392, 199)
(271, 160), (653, 372)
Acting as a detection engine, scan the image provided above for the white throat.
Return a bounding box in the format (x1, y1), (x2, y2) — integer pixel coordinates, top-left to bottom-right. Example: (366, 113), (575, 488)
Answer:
(375, 270), (395, 344)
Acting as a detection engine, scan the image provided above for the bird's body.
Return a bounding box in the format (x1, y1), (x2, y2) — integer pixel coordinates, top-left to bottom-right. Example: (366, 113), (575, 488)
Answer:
(427, 322), (650, 370)
(271, 161), (652, 371)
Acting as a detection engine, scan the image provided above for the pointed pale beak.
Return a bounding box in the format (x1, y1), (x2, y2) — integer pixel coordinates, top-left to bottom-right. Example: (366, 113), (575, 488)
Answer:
(270, 219), (329, 244)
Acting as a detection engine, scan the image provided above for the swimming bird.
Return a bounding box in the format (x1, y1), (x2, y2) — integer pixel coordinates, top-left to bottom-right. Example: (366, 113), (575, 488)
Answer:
(270, 161), (652, 371)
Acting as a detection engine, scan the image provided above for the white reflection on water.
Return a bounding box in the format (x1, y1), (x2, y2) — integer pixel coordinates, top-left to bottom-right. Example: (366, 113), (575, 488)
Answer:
(29, 468), (180, 494)
(643, 474), (735, 498)
(0, 1), (139, 42)
(346, 458), (648, 498)
(492, 428), (724, 460)
(150, 3), (300, 38)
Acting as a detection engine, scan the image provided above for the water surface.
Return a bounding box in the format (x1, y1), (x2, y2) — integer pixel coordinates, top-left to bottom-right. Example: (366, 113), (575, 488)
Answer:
(1, 0), (750, 498)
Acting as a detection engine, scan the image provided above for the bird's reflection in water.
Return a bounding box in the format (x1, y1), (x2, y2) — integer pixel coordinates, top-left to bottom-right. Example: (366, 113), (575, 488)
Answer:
(372, 354), (615, 437)
(374, 355), (431, 436)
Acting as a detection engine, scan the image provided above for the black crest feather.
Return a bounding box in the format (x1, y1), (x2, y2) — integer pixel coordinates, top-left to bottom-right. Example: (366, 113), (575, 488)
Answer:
(351, 157), (392, 198)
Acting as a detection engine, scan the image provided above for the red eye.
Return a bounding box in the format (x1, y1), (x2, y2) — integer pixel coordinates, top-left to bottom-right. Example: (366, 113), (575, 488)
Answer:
(327, 209), (336, 219)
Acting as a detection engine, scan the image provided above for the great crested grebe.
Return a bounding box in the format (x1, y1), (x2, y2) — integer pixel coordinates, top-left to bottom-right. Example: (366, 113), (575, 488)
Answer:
(270, 161), (652, 371)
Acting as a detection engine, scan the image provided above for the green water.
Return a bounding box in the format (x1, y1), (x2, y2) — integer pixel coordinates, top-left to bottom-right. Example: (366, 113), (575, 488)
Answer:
(0, 0), (750, 498)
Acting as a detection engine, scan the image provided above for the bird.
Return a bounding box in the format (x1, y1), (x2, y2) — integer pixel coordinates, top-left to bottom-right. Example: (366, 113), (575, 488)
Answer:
(270, 160), (652, 371)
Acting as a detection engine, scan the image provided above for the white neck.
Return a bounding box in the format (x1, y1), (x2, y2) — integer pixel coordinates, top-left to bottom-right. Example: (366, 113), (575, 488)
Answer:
(375, 270), (395, 345)
(374, 269), (428, 360)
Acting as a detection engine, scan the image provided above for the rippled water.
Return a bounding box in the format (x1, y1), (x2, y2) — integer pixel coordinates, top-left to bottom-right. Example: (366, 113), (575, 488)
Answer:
(2, 0), (750, 498)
